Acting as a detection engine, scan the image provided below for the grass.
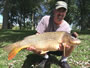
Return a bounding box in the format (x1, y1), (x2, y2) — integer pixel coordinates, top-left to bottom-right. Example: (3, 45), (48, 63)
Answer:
(0, 29), (90, 68)
(68, 33), (90, 68)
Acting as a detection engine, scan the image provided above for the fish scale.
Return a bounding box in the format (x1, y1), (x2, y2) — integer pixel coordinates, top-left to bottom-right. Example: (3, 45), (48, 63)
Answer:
(3, 31), (81, 60)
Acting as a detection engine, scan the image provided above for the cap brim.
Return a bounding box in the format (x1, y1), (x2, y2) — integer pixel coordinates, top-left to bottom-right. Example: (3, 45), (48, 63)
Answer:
(56, 6), (67, 10)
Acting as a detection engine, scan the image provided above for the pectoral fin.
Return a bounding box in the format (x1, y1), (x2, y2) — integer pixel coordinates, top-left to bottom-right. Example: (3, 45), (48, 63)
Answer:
(40, 51), (48, 54)
(62, 43), (66, 56)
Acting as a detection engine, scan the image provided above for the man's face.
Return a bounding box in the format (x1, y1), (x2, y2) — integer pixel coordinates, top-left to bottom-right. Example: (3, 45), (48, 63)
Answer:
(53, 8), (67, 25)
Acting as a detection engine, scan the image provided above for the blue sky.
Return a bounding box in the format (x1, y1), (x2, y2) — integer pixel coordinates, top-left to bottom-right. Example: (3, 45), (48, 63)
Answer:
(0, 15), (3, 24)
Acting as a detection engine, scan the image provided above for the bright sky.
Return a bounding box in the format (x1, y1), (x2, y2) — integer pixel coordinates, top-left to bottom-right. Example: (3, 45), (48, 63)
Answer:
(0, 15), (3, 24)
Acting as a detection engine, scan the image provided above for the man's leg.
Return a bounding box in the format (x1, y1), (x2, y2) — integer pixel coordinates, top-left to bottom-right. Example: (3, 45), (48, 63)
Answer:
(36, 54), (49, 68)
(37, 46), (75, 68)
(48, 46), (75, 68)
(59, 46), (75, 68)
(48, 51), (71, 68)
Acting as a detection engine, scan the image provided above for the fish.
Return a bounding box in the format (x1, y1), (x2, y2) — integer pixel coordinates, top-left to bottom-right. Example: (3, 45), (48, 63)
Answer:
(3, 31), (81, 60)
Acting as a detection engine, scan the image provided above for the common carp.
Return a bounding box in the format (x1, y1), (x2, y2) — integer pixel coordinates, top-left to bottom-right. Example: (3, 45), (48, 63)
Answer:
(4, 31), (81, 60)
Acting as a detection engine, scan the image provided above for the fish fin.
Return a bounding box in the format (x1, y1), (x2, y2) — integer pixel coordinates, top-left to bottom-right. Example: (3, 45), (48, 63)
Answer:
(64, 45), (66, 56)
(62, 43), (66, 56)
(8, 47), (22, 60)
(40, 51), (48, 54)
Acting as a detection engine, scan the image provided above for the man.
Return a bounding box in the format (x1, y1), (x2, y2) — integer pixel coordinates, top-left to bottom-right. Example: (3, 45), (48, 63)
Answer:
(27, 1), (77, 68)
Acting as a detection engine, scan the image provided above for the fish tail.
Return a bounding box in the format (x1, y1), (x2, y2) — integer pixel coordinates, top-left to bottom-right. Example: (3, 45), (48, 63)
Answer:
(8, 47), (22, 60)
(4, 41), (30, 60)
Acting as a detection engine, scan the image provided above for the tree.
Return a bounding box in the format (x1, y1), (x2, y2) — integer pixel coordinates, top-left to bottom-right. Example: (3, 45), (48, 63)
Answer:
(2, 0), (10, 29)
(0, 0), (90, 30)
(1, 0), (43, 30)
(78, 0), (90, 30)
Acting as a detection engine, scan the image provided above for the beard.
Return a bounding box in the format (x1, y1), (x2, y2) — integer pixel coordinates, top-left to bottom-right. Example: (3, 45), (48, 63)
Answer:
(57, 15), (64, 21)
(53, 14), (65, 25)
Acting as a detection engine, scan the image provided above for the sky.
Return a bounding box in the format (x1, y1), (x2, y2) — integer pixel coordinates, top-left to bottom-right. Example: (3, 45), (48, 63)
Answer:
(0, 15), (3, 24)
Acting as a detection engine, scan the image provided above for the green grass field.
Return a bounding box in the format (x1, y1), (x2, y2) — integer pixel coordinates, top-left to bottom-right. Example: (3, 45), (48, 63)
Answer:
(0, 29), (90, 68)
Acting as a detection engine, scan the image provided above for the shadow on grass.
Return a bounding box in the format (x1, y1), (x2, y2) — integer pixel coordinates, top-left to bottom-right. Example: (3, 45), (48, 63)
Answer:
(0, 29), (36, 47)
(0, 29), (36, 42)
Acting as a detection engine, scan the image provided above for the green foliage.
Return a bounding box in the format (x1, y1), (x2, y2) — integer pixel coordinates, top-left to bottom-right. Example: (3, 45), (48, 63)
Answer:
(1, 0), (43, 29)
(12, 26), (19, 30)
(45, 0), (90, 30)
(0, 30), (90, 68)
(0, 0), (90, 30)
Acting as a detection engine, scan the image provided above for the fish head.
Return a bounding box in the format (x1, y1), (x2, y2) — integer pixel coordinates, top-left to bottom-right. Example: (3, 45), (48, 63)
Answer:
(70, 36), (81, 46)
(62, 32), (81, 46)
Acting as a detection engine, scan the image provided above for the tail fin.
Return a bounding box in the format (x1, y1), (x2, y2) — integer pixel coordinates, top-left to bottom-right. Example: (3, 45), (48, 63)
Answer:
(3, 41), (23, 60)
(4, 41), (30, 60)
(8, 47), (22, 60)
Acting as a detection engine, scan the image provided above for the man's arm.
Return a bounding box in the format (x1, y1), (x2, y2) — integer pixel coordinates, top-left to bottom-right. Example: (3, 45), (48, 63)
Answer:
(27, 46), (41, 54)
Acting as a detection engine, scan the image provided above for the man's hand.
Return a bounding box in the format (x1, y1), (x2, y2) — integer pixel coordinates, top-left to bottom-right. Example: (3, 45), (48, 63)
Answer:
(27, 47), (41, 54)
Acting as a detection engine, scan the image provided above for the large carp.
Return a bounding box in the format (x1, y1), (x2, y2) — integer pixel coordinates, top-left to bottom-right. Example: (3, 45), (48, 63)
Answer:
(4, 31), (81, 60)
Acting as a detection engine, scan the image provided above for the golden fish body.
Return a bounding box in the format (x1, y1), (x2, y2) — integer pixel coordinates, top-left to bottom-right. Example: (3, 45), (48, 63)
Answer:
(4, 31), (81, 60)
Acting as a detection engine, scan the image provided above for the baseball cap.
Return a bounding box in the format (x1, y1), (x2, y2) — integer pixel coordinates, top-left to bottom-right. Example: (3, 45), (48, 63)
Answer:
(55, 1), (67, 10)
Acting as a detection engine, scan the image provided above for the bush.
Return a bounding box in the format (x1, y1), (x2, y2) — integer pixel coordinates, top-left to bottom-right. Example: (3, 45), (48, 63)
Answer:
(12, 26), (19, 30)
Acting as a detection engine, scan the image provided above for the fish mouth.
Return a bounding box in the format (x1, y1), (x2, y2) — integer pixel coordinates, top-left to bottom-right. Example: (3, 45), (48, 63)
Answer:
(73, 40), (81, 44)
(70, 36), (81, 45)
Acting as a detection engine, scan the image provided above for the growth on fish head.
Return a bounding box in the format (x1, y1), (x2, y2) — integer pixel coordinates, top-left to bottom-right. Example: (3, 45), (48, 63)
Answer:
(70, 36), (81, 46)
(62, 32), (81, 46)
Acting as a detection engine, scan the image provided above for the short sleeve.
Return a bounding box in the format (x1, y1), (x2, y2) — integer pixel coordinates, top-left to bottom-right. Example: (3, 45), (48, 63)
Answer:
(56, 20), (72, 33)
(36, 16), (47, 33)
(65, 26), (71, 33)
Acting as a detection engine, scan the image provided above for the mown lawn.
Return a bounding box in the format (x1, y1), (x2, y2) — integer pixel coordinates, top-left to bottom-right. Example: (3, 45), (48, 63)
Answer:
(0, 29), (90, 68)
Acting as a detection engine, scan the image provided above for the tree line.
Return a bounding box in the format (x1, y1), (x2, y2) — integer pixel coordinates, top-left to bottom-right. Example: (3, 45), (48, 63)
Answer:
(0, 0), (90, 30)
